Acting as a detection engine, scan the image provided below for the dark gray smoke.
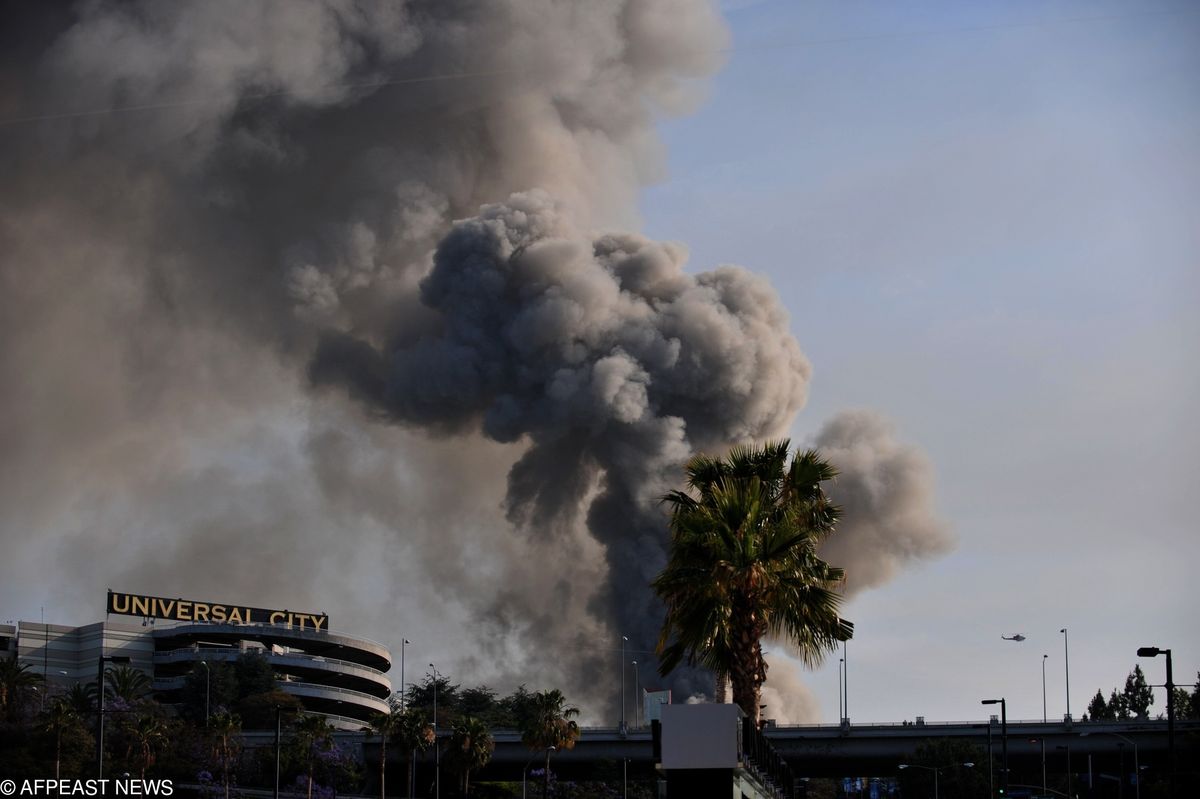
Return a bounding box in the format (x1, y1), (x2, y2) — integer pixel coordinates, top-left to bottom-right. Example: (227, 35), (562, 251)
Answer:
(311, 189), (812, 698)
(0, 0), (949, 718)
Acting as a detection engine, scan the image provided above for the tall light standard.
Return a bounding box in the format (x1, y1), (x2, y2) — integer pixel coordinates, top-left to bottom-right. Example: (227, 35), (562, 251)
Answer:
(842, 640), (849, 721)
(837, 657), (844, 722)
(620, 635), (628, 734)
(400, 639), (409, 710)
(429, 664), (440, 799)
(200, 660), (211, 728)
(631, 660), (640, 729)
(1041, 654), (1048, 799)
(521, 747), (554, 799)
(1137, 645), (1175, 799)
(1056, 744), (1073, 799)
(1041, 654), (1048, 723)
(96, 654), (131, 778)
(1060, 628), (1071, 721)
(982, 698), (1008, 796)
(1081, 732), (1138, 799)
(273, 705), (300, 799)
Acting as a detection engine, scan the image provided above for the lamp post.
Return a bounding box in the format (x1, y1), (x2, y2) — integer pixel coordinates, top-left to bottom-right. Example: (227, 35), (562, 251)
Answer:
(429, 664), (440, 799)
(843, 639), (849, 721)
(1041, 654), (1048, 723)
(95, 654), (131, 778)
(620, 635), (628, 734)
(982, 698), (1008, 796)
(898, 764), (939, 799)
(200, 660), (211, 728)
(898, 763), (973, 799)
(838, 657), (844, 722)
(1056, 744), (1072, 799)
(1080, 732), (1139, 799)
(521, 746), (555, 799)
(400, 638), (409, 710)
(273, 705), (300, 799)
(1137, 646), (1174, 799)
(1060, 628), (1071, 721)
(631, 661), (640, 729)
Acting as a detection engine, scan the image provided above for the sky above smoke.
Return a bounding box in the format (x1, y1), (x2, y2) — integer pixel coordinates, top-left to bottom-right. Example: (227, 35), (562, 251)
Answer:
(1, 0), (960, 722)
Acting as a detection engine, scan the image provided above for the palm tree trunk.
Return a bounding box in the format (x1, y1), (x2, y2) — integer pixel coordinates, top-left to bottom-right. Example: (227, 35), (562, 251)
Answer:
(715, 672), (728, 703)
(542, 749), (550, 799)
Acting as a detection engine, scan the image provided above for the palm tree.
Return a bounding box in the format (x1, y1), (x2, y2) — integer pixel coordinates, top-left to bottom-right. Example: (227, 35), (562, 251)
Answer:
(294, 713), (335, 799)
(519, 690), (580, 799)
(208, 712), (242, 799)
(126, 714), (168, 778)
(0, 659), (43, 723)
(653, 440), (853, 725)
(64, 683), (97, 717)
(445, 716), (494, 797)
(38, 699), (80, 778)
(103, 665), (151, 703)
(363, 709), (403, 799)
(392, 708), (435, 799)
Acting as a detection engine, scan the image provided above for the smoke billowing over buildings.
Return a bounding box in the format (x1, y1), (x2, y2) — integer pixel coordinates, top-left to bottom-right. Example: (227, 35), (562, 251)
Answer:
(0, 0), (951, 719)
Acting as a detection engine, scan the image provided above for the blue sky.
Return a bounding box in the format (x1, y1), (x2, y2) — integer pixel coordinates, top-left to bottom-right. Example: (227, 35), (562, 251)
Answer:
(640, 0), (1199, 722)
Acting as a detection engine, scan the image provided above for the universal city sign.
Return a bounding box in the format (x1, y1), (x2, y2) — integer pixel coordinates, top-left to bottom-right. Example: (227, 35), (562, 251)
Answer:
(106, 590), (328, 631)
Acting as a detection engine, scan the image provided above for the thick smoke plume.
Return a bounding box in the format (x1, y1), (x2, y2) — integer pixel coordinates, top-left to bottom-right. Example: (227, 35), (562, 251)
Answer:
(311, 189), (811, 699)
(814, 410), (955, 597)
(0, 0), (950, 719)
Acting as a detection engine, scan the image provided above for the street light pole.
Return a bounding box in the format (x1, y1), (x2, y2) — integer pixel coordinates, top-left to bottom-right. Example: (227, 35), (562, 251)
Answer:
(1137, 646), (1175, 799)
(400, 639), (409, 710)
(1080, 732), (1139, 799)
(429, 664), (440, 799)
(620, 636), (627, 734)
(1060, 628), (1071, 720)
(95, 653), (131, 778)
(838, 657), (843, 721)
(1041, 654), (1048, 723)
(273, 705), (299, 799)
(631, 661), (640, 729)
(982, 698), (1008, 796)
(843, 640), (849, 721)
(898, 764), (939, 799)
(201, 661), (211, 728)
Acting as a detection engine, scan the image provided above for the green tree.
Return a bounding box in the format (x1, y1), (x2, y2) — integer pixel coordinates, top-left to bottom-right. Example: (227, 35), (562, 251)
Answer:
(519, 690), (580, 799)
(1108, 688), (1129, 720)
(1122, 665), (1153, 719)
(459, 686), (499, 723)
(1168, 686), (1192, 721)
(234, 652), (277, 698)
(444, 716), (494, 797)
(392, 708), (435, 799)
(208, 712), (242, 799)
(1087, 690), (1113, 721)
(103, 665), (151, 703)
(1191, 672), (1200, 720)
(181, 661), (238, 722)
(37, 699), (90, 779)
(125, 714), (169, 778)
(235, 688), (302, 729)
(0, 660), (44, 723)
(64, 683), (96, 717)
(364, 709), (404, 799)
(293, 714), (335, 799)
(406, 673), (460, 726)
(653, 441), (852, 723)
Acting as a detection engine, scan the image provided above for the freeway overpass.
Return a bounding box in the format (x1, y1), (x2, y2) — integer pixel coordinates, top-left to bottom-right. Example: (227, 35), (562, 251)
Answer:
(368, 717), (1197, 785)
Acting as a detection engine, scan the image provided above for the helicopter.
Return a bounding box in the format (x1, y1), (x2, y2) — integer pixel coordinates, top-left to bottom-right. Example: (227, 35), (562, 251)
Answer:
(1001, 634), (1026, 642)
